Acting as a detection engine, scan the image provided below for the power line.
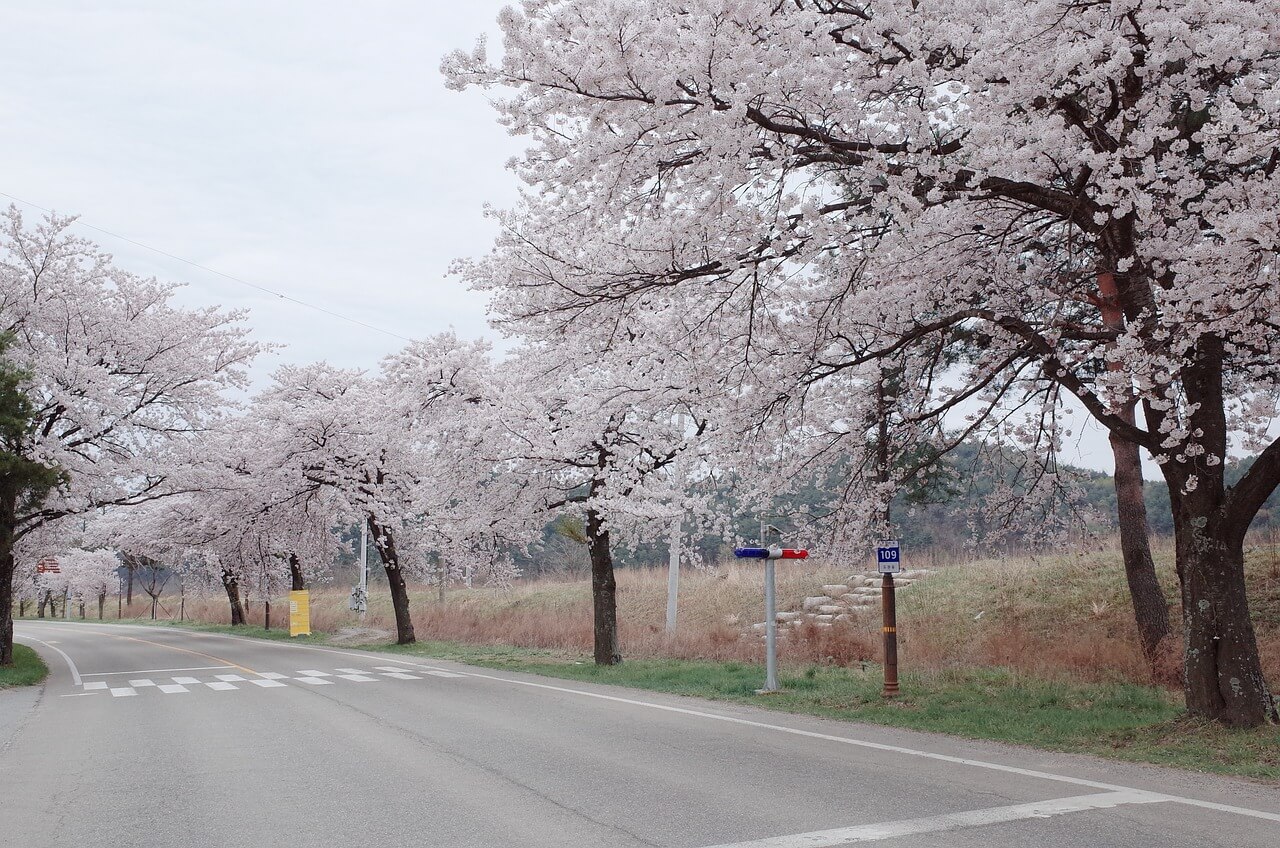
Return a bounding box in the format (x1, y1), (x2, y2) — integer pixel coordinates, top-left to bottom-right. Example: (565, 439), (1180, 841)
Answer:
(0, 190), (415, 343)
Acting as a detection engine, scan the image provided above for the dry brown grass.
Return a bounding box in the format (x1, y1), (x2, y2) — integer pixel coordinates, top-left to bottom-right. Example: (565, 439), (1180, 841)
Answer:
(98, 541), (1279, 689)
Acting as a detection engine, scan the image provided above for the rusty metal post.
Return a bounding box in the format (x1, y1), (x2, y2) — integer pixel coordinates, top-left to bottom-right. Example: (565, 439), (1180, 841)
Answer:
(881, 572), (899, 697)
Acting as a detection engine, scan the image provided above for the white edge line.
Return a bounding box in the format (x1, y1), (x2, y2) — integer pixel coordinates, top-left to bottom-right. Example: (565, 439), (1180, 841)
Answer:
(699, 790), (1167, 848)
(21, 621), (1279, 824)
(14, 634), (81, 685)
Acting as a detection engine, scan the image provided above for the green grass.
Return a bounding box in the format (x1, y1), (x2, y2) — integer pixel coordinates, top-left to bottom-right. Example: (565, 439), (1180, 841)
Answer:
(0, 644), (49, 688)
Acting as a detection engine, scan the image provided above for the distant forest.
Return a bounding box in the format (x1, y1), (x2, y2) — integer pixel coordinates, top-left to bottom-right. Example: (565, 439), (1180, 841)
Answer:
(517, 444), (1280, 576)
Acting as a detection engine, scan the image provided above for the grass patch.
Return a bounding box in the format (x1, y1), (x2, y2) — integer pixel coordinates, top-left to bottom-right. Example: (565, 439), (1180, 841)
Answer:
(0, 644), (50, 688)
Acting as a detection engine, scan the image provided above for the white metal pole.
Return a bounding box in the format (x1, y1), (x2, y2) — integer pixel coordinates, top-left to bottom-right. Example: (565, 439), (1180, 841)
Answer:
(761, 519), (778, 692)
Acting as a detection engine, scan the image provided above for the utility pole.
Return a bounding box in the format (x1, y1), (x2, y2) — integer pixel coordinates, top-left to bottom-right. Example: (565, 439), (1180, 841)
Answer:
(358, 520), (369, 620)
(664, 517), (680, 634)
(665, 411), (688, 635)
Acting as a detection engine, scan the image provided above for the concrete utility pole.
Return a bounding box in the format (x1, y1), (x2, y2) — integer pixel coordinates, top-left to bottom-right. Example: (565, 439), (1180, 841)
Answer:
(358, 520), (369, 619)
(664, 411), (689, 635)
(664, 517), (681, 634)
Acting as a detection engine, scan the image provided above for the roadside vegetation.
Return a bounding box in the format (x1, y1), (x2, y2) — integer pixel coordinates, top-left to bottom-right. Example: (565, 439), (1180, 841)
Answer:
(0, 644), (47, 688)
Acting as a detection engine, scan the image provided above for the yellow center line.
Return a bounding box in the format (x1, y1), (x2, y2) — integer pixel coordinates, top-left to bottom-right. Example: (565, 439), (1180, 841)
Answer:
(101, 633), (258, 675)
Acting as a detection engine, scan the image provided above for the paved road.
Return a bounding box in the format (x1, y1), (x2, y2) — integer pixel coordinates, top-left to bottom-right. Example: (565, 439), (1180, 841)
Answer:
(4, 621), (1277, 847)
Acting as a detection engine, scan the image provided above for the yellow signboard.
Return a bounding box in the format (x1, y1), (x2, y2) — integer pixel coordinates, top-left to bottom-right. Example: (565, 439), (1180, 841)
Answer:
(288, 590), (311, 637)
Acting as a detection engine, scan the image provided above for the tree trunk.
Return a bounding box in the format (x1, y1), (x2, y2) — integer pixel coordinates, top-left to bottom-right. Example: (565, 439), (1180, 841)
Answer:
(369, 518), (415, 645)
(586, 506), (620, 666)
(1174, 512), (1277, 726)
(1163, 335), (1277, 727)
(222, 572), (245, 626)
(126, 561), (134, 606)
(0, 488), (15, 666)
(1111, 415), (1174, 679)
(288, 553), (305, 591)
(1096, 271), (1174, 679)
(264, 599), (271, 631)
(37, 591), (48, 619)
(98, 592), (105, 620)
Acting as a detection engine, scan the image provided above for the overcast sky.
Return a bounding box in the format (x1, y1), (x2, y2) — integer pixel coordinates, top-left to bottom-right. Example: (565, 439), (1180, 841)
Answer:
(1, 2), (519, 366)
(0, 1), (1132, 475)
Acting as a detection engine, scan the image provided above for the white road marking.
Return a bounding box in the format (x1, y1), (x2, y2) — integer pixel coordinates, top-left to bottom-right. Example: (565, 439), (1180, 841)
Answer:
(697, 791), (1166, 847)
(296, 669), (330, 677)
(335, 667), (368, 674)
(373, 666), (410, 672)
(171, 677), (201, 685)
(380, 672), (421, 680)
(255, 672), (288, 680)
(60, 693), (96, 698)
(337, 674), (377, 682)
(296, 676), (334, 685)
(26, 622), (1279, 825)
(215, 674), (246, 682)
(80, 666), (232, 676)
(14, 634), (82, 685)
(82, 682), (108, 691)
(205, 681), (237, 691)
(129, 680), (156, 688)
(424, 670), (467, 679)
(157, 684), (189, 694)
(249, 679), (287, 688)
(109, 688), (136, 698)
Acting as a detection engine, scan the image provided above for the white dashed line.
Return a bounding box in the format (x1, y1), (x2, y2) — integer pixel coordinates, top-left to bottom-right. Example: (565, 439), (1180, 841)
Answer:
(205, 681), (238, 691)
(109, 688), (136, 698)
(157, 684), (189, 694)
(129, 680), (156, 688)
(83, 681), (108, 691)
(296, 676), (334, 685)
(249, 679), (287, 688)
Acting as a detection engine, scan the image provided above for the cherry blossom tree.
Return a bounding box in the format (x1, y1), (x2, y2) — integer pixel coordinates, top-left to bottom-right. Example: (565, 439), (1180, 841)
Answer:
(48, 548), (120, 619)
(257, 334), (499, 644)
(0, 209), (260, 663)
(448, 1), (1280, 725)
(479, 338), (710, 664)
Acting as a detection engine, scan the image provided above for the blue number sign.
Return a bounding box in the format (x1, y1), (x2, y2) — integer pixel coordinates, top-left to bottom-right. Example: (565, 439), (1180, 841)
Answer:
(876, 540), (901, 574)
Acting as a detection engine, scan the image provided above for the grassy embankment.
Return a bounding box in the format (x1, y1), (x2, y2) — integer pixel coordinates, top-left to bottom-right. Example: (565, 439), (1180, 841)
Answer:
(0, 644), (49, 688)
(119, 541), (1280, 780)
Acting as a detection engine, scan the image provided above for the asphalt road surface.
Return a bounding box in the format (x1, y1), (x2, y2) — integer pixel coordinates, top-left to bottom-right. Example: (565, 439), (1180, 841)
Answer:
(4, 620), (1278, 847)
